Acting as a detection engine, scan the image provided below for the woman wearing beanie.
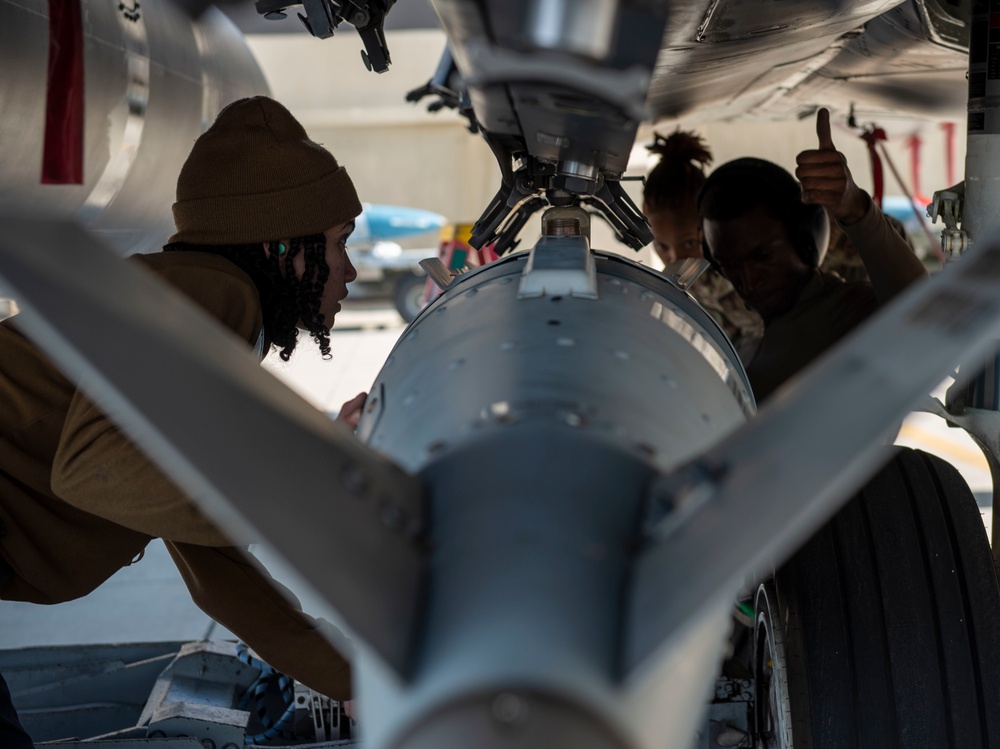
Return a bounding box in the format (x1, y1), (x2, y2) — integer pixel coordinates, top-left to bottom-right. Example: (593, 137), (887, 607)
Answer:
(0, 97), (364, 721)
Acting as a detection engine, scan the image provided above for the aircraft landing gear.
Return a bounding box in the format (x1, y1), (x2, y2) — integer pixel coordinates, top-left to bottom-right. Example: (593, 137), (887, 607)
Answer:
(753, 447), (1000, 748)
(754, 583), (792, 749)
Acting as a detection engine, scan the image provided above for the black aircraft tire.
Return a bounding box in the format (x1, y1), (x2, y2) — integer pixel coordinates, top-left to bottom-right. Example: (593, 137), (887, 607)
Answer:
(394, 272), (427, 323)
(754, 447), (1000, 749)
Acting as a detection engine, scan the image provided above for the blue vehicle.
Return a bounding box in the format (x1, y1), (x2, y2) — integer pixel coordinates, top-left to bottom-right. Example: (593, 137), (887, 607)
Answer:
(881, 195), (938, 262)
(349, 203), (448, 321)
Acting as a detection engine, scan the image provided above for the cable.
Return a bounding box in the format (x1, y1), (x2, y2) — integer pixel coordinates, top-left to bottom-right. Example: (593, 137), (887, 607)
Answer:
(235, 642), (297, 745)
(875, 140), (946, 263)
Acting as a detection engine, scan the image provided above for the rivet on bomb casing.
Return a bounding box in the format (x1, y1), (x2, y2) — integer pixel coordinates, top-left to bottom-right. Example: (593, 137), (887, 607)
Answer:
(492, 693), (528, 726)
(379, 502), (406, 532)
(341, 466), (367, 496)
(490, 401), (516, 424)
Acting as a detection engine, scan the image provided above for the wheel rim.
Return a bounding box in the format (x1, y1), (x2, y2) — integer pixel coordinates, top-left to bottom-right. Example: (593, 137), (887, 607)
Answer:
(403, 281), (425, 318)
(754, 584), (792, 748)
(396, 275), (427, 321)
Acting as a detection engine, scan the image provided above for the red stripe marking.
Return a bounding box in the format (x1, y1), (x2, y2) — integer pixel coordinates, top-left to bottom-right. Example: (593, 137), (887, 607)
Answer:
(42, 0), (84, 184)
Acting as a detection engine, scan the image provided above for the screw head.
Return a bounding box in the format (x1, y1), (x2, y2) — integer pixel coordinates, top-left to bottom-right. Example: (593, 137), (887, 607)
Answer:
(492, 693), (528, 726)
(379, 502), (405, 532)
(342, 466), (367, 496)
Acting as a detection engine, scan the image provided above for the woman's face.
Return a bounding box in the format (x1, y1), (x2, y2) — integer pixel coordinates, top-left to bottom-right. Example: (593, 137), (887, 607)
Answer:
(278, 220), (358, 329)
(317, 220), (357, 328)
(646, 206), (703, 266)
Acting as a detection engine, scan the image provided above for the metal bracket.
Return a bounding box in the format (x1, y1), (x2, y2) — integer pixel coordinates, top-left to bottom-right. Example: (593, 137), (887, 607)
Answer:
(419, 257), (458, 289)
(296, 0), (336, 38)
(490, 196), (549, 256)
(661, 258), (711, 291)
(253, 0), (394, 71)
(356, 2), (392, 73)
(517, 234), (598, 300)
(582, 177), (654, 251)
(470, 166), (652, 255)
(142, 642), (256, 742)
(469, 165), (543, 251)
(294, 683), (353, 741)
(406, 47), (479, 132)
(929, 181), (967, 258)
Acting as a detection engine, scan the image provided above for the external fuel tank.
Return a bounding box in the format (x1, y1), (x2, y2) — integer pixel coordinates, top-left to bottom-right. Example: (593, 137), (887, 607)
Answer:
(0, 0), (269, 254)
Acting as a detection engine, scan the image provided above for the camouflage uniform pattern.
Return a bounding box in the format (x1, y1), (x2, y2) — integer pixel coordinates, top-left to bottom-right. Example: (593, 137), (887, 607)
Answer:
(689, 270), (764, 361)
(821, 221), (869, 284)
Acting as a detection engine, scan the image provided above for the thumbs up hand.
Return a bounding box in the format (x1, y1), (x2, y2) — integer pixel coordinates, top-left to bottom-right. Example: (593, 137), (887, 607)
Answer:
(795, 107), (869, 225)
(815, 106), (838, 150)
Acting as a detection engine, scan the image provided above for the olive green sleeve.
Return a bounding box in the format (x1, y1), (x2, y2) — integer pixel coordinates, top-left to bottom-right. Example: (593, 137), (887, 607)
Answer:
(164, 542), (353, 699)
(50, 389), (235, 545)
(49, 256), (264, 546)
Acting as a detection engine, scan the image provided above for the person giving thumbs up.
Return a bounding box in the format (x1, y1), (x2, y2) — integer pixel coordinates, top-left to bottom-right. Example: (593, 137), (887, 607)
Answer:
(796, 107), (927, 300)
(795, 107), (870, 226)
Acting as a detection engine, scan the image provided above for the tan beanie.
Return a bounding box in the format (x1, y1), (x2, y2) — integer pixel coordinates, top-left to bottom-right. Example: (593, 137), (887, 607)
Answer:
(170, 96), (362, 245)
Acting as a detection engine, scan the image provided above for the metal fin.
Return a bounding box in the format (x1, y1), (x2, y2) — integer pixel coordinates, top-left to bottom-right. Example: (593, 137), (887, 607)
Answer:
(661, 258), (710, 290)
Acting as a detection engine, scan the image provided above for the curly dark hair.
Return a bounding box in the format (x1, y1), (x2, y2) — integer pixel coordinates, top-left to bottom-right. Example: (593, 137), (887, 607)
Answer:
(643, 130), (714, 212)
(164, 234), (331, 361)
